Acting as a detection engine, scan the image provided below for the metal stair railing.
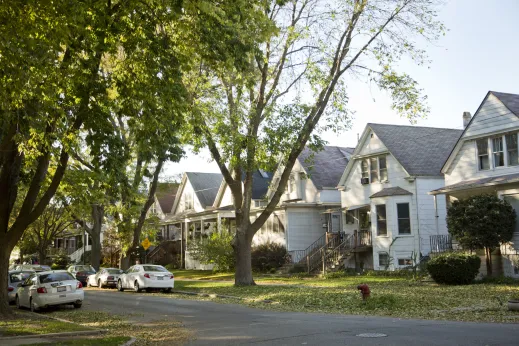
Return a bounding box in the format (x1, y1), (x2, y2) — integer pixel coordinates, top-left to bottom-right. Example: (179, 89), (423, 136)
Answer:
(290, 232), (335, 264)
(322, 235), (353, 272)
(305, 233), (345, 273)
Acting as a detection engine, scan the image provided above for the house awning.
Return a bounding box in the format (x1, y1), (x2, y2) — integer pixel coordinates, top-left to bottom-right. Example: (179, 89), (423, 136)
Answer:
(429, 172), (519, 195)
(320, 208), (342, 214)
(370, 187), (412, 198)
(343, 204), (370, 211)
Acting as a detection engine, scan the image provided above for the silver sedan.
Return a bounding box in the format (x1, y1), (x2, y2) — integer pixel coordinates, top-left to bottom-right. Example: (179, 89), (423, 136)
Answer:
(87, 268), (124, 288)
(8, 271), (34, 303)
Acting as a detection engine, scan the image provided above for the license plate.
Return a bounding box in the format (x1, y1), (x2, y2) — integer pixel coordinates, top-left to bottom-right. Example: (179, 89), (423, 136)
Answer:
(59, 294), (66, 298)
(57, 286), (66, 292)
(157, 277), (163, 280)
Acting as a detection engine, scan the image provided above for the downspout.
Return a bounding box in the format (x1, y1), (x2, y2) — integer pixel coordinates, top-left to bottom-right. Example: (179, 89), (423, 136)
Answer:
(433, 195), (440, 236)
(414, 178), (421, 258)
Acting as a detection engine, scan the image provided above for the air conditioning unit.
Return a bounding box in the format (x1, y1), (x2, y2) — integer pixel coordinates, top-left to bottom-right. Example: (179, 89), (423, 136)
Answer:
(360, 177), (369, 185)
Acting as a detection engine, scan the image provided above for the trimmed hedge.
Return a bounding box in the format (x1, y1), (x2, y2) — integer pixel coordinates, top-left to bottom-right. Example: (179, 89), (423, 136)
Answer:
(427, 252), (480, 285)
(251, 242), (289, 273)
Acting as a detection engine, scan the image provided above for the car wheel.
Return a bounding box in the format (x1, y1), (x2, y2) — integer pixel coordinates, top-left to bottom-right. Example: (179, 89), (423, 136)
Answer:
(73, 302), (82, 309)
(134, 280), (141, 293)
(98, 279), (103, 289)
(30, 298), (39, 312)
(117, 280), (124, 292)
(16, 296), (22, 309)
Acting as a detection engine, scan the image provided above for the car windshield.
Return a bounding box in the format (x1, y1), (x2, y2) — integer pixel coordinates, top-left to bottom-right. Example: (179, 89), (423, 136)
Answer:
(9, 272), (32, 283)
(76, 265), (94, 272)
(39, 272), (75, 283)
(142, 265), (168, 272)
(106, 269), (123, 274)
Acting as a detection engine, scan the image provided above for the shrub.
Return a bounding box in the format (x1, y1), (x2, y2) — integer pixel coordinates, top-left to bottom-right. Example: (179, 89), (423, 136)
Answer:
(251, 242), (289, 273)
(427, 252), (480, 285)
(52, 250), (70, 269)
(188, 230), (235, 271)
(288, 263), (307, 274)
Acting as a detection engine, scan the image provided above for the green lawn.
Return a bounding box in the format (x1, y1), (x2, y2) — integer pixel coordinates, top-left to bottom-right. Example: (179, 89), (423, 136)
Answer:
(171, 269), (235, 281)
(0, 310), (91, 337)
(168, 271), (519, 323)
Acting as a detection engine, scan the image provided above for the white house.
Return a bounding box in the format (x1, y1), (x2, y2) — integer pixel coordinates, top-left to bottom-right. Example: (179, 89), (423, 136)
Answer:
(337, 123), (462, 271)
(431, 91), (519, 277)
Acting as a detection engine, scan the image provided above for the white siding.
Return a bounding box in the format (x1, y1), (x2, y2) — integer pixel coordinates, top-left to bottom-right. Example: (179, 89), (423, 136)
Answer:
(252, 211), (286, 247)
(464, 94), (519, 138)
(416, 178), (449, 255)
(445, 94), (519, 186)
(319, 189), (341, 203)
(286, 208), (326, 251)
(358, 130), (387, 155)
(174, 180), (203, 214)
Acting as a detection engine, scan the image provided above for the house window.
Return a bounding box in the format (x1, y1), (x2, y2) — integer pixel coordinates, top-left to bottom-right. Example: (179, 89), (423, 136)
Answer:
(398, 258), (413, 266)
(361, 159), (369, 180)
(492, 136), (504, 167)
(345, 210), (355, 224)
(376, 205), (387, 236)
(254, 200), (267, 208)
(506, 133), (519, 166)
(476, 138), (490, 170)
(397, 203), (411, 234)
(361, 155), (387, 184)
(370, 157), (379, 183)
(379, 253), (389, 268)
(379, 157), (387, 181)
(185, 191), (193, 209)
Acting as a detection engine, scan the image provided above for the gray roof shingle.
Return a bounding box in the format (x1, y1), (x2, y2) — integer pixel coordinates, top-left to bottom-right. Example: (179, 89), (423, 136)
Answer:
(370, 186), (412, 198)
(186, 172), (222, 208)
(298, 146), (354, 189)
(368, 124), (463, 176)
(155, 183), (179, 214)
(491, 91), (519, 117)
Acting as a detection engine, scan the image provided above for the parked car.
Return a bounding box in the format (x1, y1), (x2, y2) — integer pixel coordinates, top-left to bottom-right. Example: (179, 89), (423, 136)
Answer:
(12, 264), (49, 272)
(67, 265), (96, 286)
(87, 268), (124, 288)
(117, 264), (174, 293)
(7, 271), (34, 304)
(15, 270), (84, 312)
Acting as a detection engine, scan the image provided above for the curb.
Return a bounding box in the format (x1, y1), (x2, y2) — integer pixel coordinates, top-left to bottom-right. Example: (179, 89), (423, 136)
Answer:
(121, 336), (137, 346)
(0, 329), (106, 341)
(171, 290), (274, 304)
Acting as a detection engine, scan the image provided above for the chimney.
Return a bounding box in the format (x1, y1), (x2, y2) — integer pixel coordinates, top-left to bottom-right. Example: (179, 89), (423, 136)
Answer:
(463, 112), (471, 128)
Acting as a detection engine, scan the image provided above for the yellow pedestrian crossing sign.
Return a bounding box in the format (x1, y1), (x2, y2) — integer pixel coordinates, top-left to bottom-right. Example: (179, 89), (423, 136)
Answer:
(141, 238), (151, 250)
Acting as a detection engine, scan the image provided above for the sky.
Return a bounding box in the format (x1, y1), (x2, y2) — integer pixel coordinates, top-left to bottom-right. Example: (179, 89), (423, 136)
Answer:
(163, 0), (519, 179)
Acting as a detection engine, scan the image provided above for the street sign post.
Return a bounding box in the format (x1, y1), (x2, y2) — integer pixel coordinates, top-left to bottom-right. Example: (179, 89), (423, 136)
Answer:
(141, 238), (151, 264)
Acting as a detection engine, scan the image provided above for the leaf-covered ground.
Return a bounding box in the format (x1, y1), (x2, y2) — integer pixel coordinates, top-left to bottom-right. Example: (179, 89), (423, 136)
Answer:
(45, 309), (193, 346)
(0, 309), (91, 336)
(168, 271), (519, 323)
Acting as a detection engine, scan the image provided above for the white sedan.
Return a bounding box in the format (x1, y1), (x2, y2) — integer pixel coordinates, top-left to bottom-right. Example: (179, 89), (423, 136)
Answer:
(16, 270), (84, 312)
(87, 268), (124, 288)
(117, 264), (174, 293)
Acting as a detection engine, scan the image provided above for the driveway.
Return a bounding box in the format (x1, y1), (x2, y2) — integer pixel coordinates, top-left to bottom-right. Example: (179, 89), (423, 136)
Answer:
(83, 289), (519, 345)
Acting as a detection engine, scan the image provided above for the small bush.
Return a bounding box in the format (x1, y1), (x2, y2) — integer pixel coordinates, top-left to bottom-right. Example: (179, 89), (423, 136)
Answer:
(251, 242), (289, 273)
(52, 250), (70, 269)
(188, 230), (235, 271)
(288, 264), (307, 274)
(427, 252), (480, 285)
(477, 276), (519, 285)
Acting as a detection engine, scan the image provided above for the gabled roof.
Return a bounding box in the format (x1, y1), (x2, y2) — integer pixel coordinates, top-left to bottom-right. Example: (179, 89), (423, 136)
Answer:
(368, 123), (463, 176)
(491, 91), (519, 117)
(298, 146), (354, 189)
(370, 187), (412, 199)
(441, 91), (519, 173)
(155, 183), (179, 214)
(185, 172), (222, 209)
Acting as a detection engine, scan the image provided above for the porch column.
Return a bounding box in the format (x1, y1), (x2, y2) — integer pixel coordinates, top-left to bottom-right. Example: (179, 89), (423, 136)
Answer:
(217, 214), (222, 233)
(200, 219), (204, 241)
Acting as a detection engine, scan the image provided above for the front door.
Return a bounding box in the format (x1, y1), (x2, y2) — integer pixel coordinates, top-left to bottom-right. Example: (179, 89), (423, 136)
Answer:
(331, 212), (341, 233)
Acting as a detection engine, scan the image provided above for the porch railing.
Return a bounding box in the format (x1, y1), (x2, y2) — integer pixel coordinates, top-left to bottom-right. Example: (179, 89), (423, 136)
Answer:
(289, 232), (333, 264)
(430, 235), (454, 253)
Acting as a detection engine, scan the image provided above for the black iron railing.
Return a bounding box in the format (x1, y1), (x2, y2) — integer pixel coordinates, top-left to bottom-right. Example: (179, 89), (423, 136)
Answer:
(430, 234), (453, 253)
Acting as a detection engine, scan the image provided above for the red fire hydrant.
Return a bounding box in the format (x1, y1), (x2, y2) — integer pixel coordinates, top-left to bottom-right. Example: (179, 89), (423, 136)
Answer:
(357, 284), (370, 300)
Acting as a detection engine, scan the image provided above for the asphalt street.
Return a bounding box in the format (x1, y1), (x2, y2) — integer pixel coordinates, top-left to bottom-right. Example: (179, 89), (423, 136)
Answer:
(83, 289), (519, 345)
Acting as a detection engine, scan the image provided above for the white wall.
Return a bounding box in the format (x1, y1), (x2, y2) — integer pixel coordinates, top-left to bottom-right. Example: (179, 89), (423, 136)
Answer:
(286, 207), (326, 251)
(445, 94), (519, 186)
(416, 178), (449, 255)
(174, 179), (203, 214)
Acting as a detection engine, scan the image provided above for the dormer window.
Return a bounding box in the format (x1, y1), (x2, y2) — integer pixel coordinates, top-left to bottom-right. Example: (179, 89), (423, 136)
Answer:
(476, 132), (519, 170)
(506, 133), (519, 166)
(492, 136), (504, 167)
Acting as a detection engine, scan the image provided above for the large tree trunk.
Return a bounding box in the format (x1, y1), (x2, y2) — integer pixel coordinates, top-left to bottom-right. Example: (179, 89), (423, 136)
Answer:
(89, 205), (104, 271)
(0, 234), (13, 317)
(485, 247), (493, 277)
(233, 223), (255, 286)
(38, 248), (47, 265)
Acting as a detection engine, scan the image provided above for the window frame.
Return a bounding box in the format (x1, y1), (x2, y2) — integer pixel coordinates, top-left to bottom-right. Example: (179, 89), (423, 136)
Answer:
(360, 155), (388, 184)
(476, 138), (490, 171)
(375, 204), (387, 236)
(378, 253), (389, 268)
(506, 133), (519, 166)
(476, 132), (519, 170)
(397, 203), (411, 235)
(397, 258), (413, 267)
(492, 136), (505, 167)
